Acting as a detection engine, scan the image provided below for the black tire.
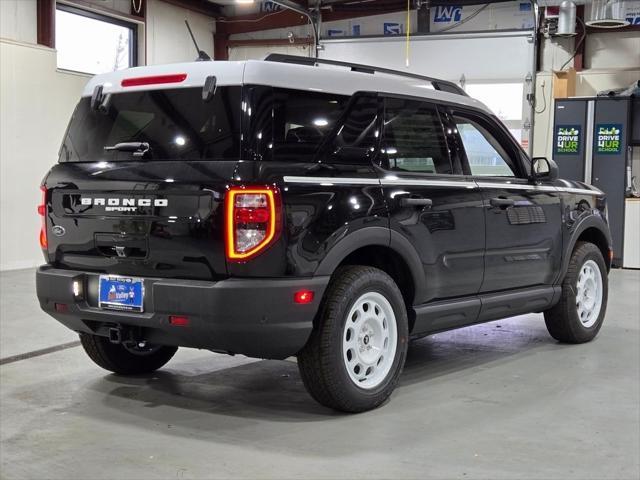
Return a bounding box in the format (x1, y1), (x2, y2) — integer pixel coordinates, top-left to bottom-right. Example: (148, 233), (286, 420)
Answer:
(79, 333), (178, 375)
(297, 266), (409, 413)
(544, 241), (608, 343)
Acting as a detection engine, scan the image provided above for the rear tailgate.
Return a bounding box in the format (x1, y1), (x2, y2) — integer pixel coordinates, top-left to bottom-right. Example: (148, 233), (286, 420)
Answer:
(43, 161), (236, 280)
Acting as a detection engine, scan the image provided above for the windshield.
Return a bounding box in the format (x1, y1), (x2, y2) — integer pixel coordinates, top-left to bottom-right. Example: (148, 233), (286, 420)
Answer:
(59, 86), (242, 162)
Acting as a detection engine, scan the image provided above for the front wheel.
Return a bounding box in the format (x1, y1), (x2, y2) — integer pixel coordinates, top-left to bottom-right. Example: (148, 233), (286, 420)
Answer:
(544, 242), (608, 343)
(297, 266), (409, 413)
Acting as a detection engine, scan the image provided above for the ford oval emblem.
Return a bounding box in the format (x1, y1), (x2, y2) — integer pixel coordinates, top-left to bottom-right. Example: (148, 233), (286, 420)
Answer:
(52, 226), (66, 237)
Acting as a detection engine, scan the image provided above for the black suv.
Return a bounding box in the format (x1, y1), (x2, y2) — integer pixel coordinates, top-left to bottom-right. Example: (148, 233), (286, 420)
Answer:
(37, 55), (612, 412)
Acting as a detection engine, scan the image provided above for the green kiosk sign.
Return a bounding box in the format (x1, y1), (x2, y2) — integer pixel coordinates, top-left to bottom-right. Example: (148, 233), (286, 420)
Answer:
(595, 124), (623, 155)
(555, 125), (581, 155)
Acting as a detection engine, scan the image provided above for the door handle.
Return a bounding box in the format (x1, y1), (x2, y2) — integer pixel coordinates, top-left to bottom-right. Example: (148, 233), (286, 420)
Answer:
(400, 197), (433, 208)
(490, 197), (515, 209)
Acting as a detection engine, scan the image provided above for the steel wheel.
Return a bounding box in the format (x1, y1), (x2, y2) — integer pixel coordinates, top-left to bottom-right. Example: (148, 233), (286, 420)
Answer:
(342, 291), (398, 389)
(575, 259), (603, 328)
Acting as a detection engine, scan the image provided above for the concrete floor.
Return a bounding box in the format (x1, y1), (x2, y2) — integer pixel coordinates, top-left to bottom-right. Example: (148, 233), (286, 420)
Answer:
(1, 268), (639, 480)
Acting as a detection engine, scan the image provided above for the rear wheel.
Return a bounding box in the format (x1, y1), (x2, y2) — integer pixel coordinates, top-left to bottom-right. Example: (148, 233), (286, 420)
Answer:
(79, 333), (178, 375)
(297, 266), (409, 413)
(544, 242), (608, 343)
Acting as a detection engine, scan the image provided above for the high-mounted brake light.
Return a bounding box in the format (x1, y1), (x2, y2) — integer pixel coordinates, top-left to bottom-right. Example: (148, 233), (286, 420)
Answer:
(121, 73), (187, 87)
(38, 186), (48, 249)
(225, 186), (281, 261)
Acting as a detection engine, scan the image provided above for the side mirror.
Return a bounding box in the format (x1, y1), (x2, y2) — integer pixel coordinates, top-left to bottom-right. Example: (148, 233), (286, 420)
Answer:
(531, 157), (559, 182)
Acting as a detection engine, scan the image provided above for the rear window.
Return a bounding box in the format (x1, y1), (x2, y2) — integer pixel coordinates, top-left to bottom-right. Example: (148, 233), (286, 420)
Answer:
(59, 87), (242, 162)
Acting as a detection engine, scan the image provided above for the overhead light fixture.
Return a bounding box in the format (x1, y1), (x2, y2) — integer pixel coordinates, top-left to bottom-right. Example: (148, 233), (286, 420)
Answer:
(236, 0), (254, 4)
(313, 118), (329, 127)
(557, 1), (577, 37)
(586, 0), (630, 28)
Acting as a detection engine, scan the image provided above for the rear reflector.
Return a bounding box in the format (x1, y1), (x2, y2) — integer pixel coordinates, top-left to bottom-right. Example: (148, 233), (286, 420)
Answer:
(54, 303), (68, 313)
(38, 186), (48, 249)
(121, 73), (187, 87)
(169, 315), (190, 327)
(294, 290), (314, 304)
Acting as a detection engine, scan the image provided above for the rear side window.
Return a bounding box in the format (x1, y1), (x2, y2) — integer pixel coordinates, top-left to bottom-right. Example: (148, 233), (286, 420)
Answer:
(272, 89), (350, 162)
(380, 98), (451, 174)
(59, 87), (242, 162)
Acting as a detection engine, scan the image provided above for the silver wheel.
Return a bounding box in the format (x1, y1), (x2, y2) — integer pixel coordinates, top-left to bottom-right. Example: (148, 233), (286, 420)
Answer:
(576, 259), (603, 328)
(342, 292), (398, 390)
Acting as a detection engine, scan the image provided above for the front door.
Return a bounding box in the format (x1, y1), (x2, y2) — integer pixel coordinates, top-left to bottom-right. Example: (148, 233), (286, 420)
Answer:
(378, 96), (486, 305)
(450, 108), (563, 292)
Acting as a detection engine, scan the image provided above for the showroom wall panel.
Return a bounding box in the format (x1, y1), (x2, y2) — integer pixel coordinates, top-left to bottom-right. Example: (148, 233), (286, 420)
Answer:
(0, 0), (216, 270)
(0, 41), (88, 271)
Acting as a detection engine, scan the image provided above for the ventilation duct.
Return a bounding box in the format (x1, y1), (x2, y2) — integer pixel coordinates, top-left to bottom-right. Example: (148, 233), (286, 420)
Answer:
(557, 1), (577, 36)
(586, 0), (630, 28)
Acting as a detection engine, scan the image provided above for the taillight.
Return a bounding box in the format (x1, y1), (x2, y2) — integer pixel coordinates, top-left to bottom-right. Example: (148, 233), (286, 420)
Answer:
(225, 186), (280, 261)
(38, 186), (48, 249)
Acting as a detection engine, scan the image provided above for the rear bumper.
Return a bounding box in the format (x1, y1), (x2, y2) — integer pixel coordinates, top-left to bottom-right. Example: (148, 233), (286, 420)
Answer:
(36, 266), (329, 360)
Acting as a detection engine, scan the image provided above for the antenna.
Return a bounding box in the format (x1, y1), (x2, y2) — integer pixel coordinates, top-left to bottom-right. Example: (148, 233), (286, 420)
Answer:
(185, 20), (211, 61)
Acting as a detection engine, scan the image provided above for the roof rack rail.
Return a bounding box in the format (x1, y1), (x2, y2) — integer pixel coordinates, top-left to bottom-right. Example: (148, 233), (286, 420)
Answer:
(264, 53), (467, 97)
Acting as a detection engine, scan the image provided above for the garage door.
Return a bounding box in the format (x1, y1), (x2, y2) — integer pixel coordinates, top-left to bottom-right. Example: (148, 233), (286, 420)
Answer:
(319, 30), (534, 152)
(228, 44), (311, 61)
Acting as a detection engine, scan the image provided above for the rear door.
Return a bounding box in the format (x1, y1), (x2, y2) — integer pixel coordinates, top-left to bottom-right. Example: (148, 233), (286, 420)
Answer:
(450, 108), (563, 292)
(44, 86), (243, 280)
(378, 96), (485, 305)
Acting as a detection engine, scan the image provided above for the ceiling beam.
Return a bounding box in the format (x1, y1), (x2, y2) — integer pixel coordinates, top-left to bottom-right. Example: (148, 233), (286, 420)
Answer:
(216, 9), (310, 35)
(159, 0), (222, 18)
(217, 0), (408, 35)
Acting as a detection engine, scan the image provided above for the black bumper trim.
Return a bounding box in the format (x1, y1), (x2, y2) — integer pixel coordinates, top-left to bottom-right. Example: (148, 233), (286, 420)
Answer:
(36, 266), (330, 360)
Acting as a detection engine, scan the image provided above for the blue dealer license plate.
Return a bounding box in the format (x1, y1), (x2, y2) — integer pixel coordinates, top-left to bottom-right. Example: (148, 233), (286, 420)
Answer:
(99, 276), (144, 312)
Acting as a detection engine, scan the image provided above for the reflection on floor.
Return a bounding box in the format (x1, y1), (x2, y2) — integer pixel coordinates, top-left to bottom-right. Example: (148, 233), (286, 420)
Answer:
(1, 268), (639, 479)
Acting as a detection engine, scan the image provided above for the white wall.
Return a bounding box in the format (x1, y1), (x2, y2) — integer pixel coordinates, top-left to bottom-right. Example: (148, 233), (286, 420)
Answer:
(0, 0), (37, 44)
(146, 0), (215, 64)
(0, 40), (90, 271)
(0, 0), (216, 271)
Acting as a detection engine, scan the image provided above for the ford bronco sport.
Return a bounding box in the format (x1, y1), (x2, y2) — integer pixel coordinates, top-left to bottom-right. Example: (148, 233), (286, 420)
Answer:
(37, 55), (612, 412)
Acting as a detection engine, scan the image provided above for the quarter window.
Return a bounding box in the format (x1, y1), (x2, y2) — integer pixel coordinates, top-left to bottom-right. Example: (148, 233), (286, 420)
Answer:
(381, 98), (451, 174)
(454, 115), (516, 177)
(326, 94), (379, 163)
(272, 89), (349, 162)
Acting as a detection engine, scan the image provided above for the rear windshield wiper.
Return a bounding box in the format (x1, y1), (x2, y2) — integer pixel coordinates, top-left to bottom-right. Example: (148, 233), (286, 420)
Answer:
(104, 142), (151, 158)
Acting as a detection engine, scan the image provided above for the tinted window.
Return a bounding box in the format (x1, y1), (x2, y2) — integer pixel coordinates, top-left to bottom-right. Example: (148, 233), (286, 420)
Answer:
(454, 115), (515, 177)
(244, 86), (274, 161)
(272, 89), (349, 162)
(59, 87), (242, 162)
(326, 94), (379, 163)
(381, 98), (451, 174)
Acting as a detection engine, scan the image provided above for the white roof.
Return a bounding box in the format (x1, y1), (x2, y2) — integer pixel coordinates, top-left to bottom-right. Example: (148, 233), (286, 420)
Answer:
(82, 59), (490, 113)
